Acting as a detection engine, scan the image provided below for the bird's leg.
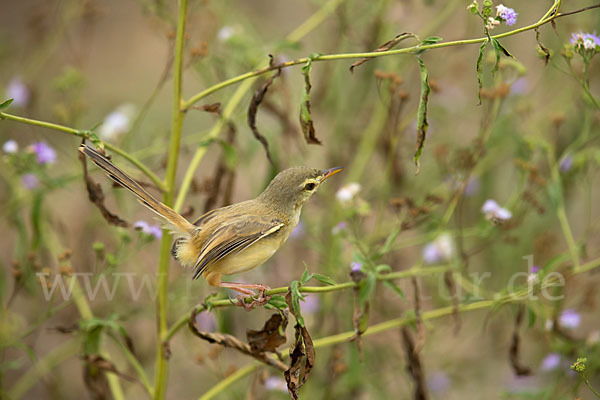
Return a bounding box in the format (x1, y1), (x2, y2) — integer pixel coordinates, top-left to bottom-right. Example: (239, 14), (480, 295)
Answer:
(219, 282), (272, 311)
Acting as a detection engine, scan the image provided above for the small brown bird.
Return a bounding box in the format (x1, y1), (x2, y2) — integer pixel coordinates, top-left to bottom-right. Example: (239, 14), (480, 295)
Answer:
(79, 144), (342, 307)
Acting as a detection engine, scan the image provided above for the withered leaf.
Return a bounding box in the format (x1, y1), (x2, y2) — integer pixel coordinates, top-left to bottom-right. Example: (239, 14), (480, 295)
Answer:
(299, 55), (322, 145)
(535, 28), (550, 65)
(188, 309), (287, 371)
(284, 289), (315, 399)
(192, 102), (221, 114)
(78, 146), (129, 227)
(509, 305), (532, 376)
(414, 56), (430, 174)
(401, 327), (428, 400)
(248, 71), (280, 165)
(350, 32), (417, 72)
(411, 277), (426, 355)
(246, 312), (288, 354)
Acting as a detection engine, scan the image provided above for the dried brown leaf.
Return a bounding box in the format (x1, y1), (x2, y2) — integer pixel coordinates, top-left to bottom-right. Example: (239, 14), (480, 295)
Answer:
(188, 310), (287, 371)
(246, 313), (288, 354)
(248, 70), (280, 165)
(350, 32), (416, 72)
(509, 305), (532, 376)
(192, 102), (221, 114)
(401, 327), (429, 400)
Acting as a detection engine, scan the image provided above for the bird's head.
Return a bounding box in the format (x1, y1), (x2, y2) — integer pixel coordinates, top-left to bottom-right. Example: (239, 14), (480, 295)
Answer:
(258, 166), (343, 212)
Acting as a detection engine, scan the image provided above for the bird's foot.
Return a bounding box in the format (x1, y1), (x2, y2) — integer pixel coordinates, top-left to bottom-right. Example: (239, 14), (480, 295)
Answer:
(224, 284), (272, 311)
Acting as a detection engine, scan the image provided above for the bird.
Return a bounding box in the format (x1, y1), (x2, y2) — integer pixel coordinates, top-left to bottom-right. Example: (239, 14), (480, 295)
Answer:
(79, 144), (342, 308)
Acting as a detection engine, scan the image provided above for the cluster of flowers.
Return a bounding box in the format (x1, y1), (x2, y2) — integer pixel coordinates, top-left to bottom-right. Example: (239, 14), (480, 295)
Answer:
(3, 140), (56, 189)
(467, 1), (517, 30)
(570, 32), (600, 52)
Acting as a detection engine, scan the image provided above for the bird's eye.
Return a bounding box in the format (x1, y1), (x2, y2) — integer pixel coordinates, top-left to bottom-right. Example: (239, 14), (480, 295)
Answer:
(304, 182), (316, 191)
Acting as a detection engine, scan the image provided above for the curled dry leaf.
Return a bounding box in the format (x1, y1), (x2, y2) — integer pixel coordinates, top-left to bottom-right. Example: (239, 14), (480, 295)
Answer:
(246, 312), (288, 354)
(78, 146), (129, 227)
(248, 68), (281, 165)
(284, 289), (315, 399)
(192, 102), (221, 114)
(401, 327), (429, 400)
(188, 310), (287, 371)
(349, 32), (417, 72)
(509, 305), (532, 376)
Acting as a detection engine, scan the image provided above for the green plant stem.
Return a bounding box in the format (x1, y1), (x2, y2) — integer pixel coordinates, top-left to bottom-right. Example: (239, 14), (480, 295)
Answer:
(153, 1), (188, 399)
(182, 3), (598, 110)
(198, 256), (600, 399)
(0, 111), (166, 191)
(165, 265), (454, 343)
(582, 375), (600, 398)
(108, 333), (155, 397)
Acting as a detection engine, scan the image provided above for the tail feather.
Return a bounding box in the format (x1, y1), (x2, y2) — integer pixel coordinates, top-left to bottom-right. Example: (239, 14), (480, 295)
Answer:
(79, 144), (196, 235)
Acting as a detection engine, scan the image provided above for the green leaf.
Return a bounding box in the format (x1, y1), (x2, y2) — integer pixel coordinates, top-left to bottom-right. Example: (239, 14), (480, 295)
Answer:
(266, 295), (288, 310)
(299, 53), (322, 145)
(0, 98), (13, 110)
(379, 227), (401, 255)
(311, 273), (336, 286)
(357, 270), (376, 306)
(383, 280), (405, 299)
(476, 39), (488, 104)
(526, 305), (537, 328)
(416, 36), (443, 55)
(300, 267), (312, 285)
(290, 280), (305, 327)
(413, 56), (431, 174)
(375, 264), (392, 274)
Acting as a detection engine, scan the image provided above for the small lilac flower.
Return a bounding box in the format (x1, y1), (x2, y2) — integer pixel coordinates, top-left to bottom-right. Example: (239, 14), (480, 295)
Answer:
(496, 4), (518, 26)
(482, 199), (512, 221)
(133, 220), (162, 240)
(541, 353), (561, 371)
(300, 295), (320, 315)
(559, 309), (581, 329)
(531, 265), (540, 273)
(427, 371), (450, 394)
(559, 155), (573, 173)
(290, 222), (305, 239)
(350, 262), (362, 272)
(194, 312), (216, 332)
(30, 142), (56, 165)
(336, 182), (361, 204)
(217, 26), (235, 42)
(264, 376), (287, 392)
(98, 104), (136, 141)
(510, 78), (529, 95)
(571, 32), (600, 51)
(464, 177), (480, 196)
(21, 173), (39, 189)
(331, 221), (347, 235)
(3, 140), (18, 153)
(423, 233), (454, 264)
(6, 77), (31, 107)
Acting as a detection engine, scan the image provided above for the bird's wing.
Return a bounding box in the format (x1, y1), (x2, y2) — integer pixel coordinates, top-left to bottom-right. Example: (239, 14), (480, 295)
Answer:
(192, 216), (284, 279)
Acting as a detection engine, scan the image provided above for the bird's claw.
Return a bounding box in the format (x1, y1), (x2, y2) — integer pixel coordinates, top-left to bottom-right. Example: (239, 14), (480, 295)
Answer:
(232, 286), (272, 311)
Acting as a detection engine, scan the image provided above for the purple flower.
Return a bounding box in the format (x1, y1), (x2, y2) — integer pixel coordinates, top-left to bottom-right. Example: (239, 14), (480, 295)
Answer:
(300, 295), (320, 315)
(3, 140), (18, 153)
(194, 312), (216, 332)
(464, 177), (480, 196)
(531, 265), (540, 273)
(350, 262), (362, 272)
(264, 376), (287, 392)
(332, 221), (347, 235)
(541, 353), (561, 371)
(571, 32), (600, 50)
(427, 371), (450, 394)
(559, 309), (580, 329)
(559, 155), (573, 173)
(98, 104), (136, 140)
(496, 5), (518, 26)
(6, 77), (31, 107)
(30, 142), (56, 165)
(510, 78), (529, 95)
(482, 199), (512, 221)
(423, 234), (454, 264)
(133, 220), (162, 240)
(290, 222), (305, 239)
(21, 173), (39, 189)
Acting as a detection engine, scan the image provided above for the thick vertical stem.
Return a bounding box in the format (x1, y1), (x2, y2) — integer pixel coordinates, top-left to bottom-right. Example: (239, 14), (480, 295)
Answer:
(153, 0), (188, 398)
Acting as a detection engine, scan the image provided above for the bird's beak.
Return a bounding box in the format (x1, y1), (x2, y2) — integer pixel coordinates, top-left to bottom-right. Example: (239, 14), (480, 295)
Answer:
(320, 167), (343, 182)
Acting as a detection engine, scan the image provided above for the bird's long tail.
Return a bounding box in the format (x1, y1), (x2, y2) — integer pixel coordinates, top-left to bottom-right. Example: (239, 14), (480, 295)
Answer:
(79, 144), (196, 235)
